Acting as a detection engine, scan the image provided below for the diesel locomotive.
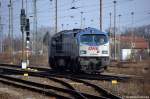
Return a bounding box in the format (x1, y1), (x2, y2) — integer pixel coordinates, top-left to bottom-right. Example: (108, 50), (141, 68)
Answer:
(48, 27), (110, 73)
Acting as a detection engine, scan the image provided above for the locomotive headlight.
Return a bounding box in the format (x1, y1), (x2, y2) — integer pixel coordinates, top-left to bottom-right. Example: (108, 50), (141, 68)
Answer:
(80, 50), (87, 54)
(102, 50), (108, 54)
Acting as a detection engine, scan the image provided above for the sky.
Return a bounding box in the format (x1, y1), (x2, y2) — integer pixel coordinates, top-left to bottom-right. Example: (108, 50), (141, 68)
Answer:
(0, 0), (150, 38)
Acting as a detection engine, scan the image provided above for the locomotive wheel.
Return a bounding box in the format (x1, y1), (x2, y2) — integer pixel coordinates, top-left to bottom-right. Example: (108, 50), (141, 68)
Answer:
(104, 66), (108, 70)
(56, 59), (67, 71)
(49, 58), (57, 70)
(70, 59), (80, 73)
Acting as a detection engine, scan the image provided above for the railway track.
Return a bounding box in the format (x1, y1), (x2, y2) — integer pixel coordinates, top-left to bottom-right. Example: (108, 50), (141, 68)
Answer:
(0, 74), (71, 99)
(72, 73), (131, 81)
(0, 71), (108, 99)
(47, 74), (122, 99)
(0, 63), (133, 81)
(0, 64), (122, 99)
(0, 63), (49, 71)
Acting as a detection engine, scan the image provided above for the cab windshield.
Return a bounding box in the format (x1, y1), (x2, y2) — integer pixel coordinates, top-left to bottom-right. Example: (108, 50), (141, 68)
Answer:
(80, 34), (107, 45)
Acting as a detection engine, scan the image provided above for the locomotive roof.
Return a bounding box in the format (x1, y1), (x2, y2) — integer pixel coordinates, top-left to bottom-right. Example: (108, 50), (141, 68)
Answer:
(53, 27), (107, 37)
(57, 29), (82, 34)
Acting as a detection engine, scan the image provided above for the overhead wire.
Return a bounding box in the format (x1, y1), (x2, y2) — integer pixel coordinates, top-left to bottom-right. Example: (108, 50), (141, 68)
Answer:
(34, 0), (136, 18)
(1, 0), (150, 34)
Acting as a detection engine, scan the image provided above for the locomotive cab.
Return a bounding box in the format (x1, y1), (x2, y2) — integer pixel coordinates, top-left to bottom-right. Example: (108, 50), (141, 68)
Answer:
(77, 29), (110, 73)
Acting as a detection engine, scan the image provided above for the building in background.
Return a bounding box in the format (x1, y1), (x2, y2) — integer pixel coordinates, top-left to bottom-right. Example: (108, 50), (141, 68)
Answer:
(110, 35), (149, 61)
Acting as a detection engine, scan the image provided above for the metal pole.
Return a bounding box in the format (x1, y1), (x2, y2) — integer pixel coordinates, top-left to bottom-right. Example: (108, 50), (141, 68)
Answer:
(10, 0), (14, 63)
(55, 0), (57, 33)
(131, 12), (134, 61)
(21, 0), (25, 62)
(118, 14), (121, 61)
(148, 28), (150, 56)
(22, 0), (24, 8)
(35, 0), (37, 55)
(26, 0), (29, 65)
(113, 0), (117, 60)
(33, 0), (37, 64)
(75, 22), (78, 28)
(0, 1), (2, 53)
(61, 24), (63, 30)
(26, 0), (28, 16)
(109, 12), (112, 59)
(100, 0), (102, 31)
(109, 12), (112, 33)
(66, 24), (69, 29)
(80, 11), (83, 29)
(83, 17), (85, 28)
(10, 0), (13, 48)
(8, 1), (12, 62)
(32, 0), (34, 54)
(0, 24), (4, 53)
